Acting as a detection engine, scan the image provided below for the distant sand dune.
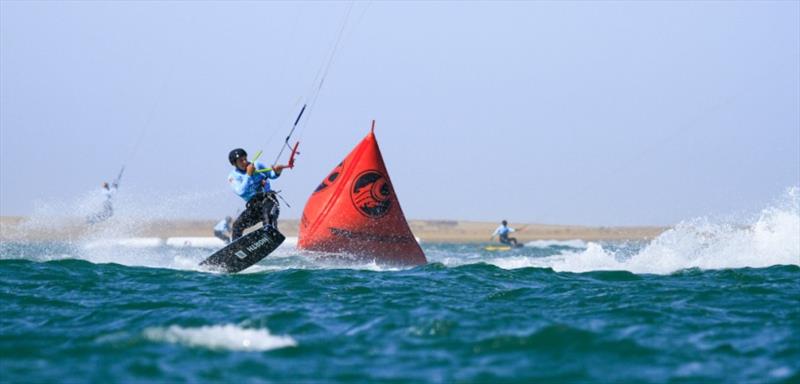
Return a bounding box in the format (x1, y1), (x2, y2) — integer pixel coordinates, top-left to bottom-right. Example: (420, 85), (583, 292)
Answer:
(0, 216), (665, 243)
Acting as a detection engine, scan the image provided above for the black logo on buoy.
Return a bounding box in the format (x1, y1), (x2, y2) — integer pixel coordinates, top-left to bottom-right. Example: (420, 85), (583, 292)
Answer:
(314, 162), (343, 193)
(350, 170), (392, 218)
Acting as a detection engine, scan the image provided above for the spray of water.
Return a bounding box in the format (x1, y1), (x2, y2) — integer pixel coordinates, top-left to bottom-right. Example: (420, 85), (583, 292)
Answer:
(489, 187), (800, 274)
(5, 187), (798, 275)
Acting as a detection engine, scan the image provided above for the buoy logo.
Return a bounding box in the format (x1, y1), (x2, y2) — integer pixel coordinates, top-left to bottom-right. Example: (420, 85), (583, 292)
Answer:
(350, 170), (392, 218)
(314, 161), (343, 193)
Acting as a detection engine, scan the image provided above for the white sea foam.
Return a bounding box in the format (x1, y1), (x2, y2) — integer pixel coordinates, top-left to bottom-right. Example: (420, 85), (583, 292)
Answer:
(143, 324), (296, 352)
(11, 187), (799, 275)
(490, 187), (800, 274)
(71, 237), (213, 271)
(84, 238), (164, 249)
(489, 255), (550, 270)
(299, 251), (404, 271)
(10, 189), (241, 271)
(524, 239), (587, 249)
(165, 237), (226, 248)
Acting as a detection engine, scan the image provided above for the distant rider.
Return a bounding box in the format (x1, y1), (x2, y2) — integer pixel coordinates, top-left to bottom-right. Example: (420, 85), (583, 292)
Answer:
(87, 181), (117, 224)
(491, 220), (519, 246)
(227, 148), (289, 240)
(213, 216), (233, 244)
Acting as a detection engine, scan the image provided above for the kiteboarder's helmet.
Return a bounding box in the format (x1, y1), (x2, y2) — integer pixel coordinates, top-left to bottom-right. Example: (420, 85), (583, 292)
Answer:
(502, 220), (508, 226)
(229, 148), (247, 165)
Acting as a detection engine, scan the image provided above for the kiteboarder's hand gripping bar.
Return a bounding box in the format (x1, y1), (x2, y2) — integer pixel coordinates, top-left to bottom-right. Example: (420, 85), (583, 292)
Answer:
(251, 140), (299, 173)
(255, 164), (289, 174)
(254, 141), (300, 172)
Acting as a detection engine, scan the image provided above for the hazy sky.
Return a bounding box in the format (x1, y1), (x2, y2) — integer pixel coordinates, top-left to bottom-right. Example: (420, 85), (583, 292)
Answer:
(1, 1), (798, 226)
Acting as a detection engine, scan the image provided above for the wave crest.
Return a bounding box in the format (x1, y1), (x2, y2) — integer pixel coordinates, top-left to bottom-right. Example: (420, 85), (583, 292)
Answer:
(547, 187), (800, 274)
(143, 324), (296, 351)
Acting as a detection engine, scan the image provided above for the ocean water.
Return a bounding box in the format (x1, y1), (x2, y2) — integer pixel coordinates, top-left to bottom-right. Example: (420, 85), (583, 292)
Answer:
(1, 190), (799, 383)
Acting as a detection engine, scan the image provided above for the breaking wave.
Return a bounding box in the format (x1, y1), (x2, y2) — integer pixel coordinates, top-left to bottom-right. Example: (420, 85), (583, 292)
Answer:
(4, 187), (798, 275)
(143, 324), (296, 352)
(487, 187), (800, 274)
(525, 239), (587, 249)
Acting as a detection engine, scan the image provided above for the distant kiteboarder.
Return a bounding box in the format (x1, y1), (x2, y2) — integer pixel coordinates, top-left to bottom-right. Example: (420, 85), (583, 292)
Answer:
(227, 148), (290, 240)
(213, 216), (233, 244)
(491, 220), (520, 246)
(87, 181), (118, 224)
(87, 167), (124, 225)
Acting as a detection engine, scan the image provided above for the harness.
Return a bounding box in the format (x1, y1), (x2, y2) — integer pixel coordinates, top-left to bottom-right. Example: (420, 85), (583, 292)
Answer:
(246, 190), (279, 209)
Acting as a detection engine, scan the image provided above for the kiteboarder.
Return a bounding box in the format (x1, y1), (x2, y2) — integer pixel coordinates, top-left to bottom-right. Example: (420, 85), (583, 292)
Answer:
(213, 216), (233, 244)
(227, 148), (290, 240)
(491, 220), (519, 246)
(87, 181), (117, 224)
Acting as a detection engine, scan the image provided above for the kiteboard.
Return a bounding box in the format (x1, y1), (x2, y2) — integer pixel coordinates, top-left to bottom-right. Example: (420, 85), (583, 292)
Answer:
(483, 244), (524, 251)
(199, 226), (285, 273)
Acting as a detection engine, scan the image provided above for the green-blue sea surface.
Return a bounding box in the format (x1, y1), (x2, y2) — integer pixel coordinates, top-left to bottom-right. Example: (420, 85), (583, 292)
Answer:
(1, 234), (798, 383)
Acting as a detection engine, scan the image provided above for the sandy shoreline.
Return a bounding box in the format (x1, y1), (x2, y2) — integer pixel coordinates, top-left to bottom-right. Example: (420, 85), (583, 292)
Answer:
(0, 216), (666, 243)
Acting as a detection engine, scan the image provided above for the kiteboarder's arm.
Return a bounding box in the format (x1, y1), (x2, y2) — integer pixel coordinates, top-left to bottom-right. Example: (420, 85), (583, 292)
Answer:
(254, 162), (289, 178)
(271, 164), (288, 178)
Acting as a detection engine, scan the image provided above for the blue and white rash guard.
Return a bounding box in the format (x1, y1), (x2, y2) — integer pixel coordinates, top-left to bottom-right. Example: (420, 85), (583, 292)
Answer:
(227, 161), (280, 202)
(492, 225), (515, 237)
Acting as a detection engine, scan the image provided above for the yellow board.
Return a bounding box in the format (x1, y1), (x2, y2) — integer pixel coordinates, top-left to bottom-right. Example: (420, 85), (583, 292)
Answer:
(483, 245), (513, 251)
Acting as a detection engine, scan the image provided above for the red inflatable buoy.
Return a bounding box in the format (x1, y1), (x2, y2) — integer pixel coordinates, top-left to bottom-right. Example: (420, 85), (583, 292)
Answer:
(298, 121), (426, 265)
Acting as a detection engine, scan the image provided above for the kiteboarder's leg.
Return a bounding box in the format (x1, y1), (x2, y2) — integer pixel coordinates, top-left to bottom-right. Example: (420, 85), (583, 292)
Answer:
(262, 192), (280, 230)
(87, 205), (112, 225)
(232, 204), (261, 240)
(214, 230), (230, 244)
(103, 201), (113, 219)
(509, 237), (518, 246)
